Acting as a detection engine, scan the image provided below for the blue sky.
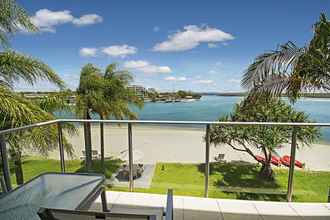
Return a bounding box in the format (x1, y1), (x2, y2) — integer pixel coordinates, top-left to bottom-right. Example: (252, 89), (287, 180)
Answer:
(12, 0), (329, 92)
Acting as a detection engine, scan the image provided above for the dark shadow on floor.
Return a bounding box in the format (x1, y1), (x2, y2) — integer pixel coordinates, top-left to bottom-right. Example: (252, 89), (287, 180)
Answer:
(199, 161), (280, 189)
(199, 161), (287, 201)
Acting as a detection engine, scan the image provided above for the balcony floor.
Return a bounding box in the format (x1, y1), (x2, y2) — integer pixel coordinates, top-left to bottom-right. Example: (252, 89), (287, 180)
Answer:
(90, 191), (330, 220)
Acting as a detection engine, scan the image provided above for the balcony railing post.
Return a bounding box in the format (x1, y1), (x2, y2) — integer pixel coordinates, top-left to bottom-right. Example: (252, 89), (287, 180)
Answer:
(0, 135), (12, 191)
(100, 122), (105, 172)
(165, 189), (174, 220)
(287, 126), (297, 202)
(57, 122), (65, 173)
(128, 123), (134, 192)
(204, 124), (210, 197)
(83, 120), (92, 171)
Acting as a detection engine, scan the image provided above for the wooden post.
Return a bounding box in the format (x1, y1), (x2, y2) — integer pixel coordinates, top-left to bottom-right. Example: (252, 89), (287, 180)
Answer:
(204, 124), (210, 197)
(287, 127), (297, 202)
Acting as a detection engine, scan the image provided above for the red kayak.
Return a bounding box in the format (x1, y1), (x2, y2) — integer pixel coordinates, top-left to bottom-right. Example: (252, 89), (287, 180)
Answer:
(256, 155), (281, 166)
(281, 155), (304, 168)
(255, 155), (265, 163)
(271, 156), (281, 166)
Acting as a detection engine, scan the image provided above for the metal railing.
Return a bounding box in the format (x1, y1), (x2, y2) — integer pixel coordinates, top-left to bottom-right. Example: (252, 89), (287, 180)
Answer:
(1, 119), (330, 201)
(165, 189), (173, 220)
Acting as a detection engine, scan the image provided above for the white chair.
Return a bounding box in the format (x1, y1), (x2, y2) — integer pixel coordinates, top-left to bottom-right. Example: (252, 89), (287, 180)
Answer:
(80, 150), (101, 160)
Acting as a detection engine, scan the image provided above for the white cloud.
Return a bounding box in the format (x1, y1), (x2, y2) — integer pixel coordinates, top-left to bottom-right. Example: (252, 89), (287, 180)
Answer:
(215, 61), (223, 66)
(177, 76), (187, 81)
(30, 9), (102, 33)
(153, 26), (160, 32)
(80, 48), (98, 57)
(124, 60), (171, 74)
(30, 9), (73, 32)
(164, 76), (187, 81)
(195, 79), (215, 84)
(227, 79), (240, 83)
(208, 43), (218, 48)
(102, 45), (137, 58)
(208, 70), (217, 74)
(124, 60), (148, 69)
(164, 76), (176, 81)
(153, 25), (234, 52)
(72, 14), (103, 26)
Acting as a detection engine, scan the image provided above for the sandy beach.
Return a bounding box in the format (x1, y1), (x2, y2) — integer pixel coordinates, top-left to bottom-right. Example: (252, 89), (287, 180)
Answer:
(46, 124), (330, 171)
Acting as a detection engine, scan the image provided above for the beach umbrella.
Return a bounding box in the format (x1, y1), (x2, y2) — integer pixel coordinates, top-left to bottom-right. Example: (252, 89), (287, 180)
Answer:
(119, 149), (144, 163)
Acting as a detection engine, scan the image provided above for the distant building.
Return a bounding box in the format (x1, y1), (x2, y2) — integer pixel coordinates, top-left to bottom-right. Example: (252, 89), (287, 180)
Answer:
(127, 85), (146, 98)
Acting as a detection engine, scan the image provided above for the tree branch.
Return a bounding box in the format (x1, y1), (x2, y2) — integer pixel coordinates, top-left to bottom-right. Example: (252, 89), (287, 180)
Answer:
(227, 142), (247, 152)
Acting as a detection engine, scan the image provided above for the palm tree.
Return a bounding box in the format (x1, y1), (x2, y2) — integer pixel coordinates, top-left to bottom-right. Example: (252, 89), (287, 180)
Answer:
(8, 92), (76, 184)
(0, 0), (64, 129)
(76, 63), (143, 170)
(0, 0), (70, 184)
(242, 13), (330, 101)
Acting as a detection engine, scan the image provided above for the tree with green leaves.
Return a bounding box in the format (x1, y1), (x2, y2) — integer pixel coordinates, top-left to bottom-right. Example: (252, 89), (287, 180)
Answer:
(0, 0), (73, 185)
(0, 0), (64, 128)
(8, 91), (76, 184)
(76, 63), (143, 170)
(242, 13), (330, 101)
(209, 95), (320, 179)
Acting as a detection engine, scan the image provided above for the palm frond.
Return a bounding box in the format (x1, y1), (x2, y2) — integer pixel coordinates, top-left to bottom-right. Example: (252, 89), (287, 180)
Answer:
(242, 14), (330, 101)
(76, 63), (143, 120)
(35, 91), (73, 113)
(105, 63), (133, 84)
(0, 86), (52, 129)
(241, 41), (304, 93)
(0, 50), (64, 88)
(0, 0), (37, 47)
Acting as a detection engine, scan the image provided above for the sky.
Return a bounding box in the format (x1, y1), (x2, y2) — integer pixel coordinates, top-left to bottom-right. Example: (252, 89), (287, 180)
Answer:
(11, 0), (330, 92)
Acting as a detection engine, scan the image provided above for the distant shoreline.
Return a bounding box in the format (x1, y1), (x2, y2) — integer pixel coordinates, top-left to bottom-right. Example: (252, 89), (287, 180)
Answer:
(201, 92), (330, 99)
(19, 91), (330, 99)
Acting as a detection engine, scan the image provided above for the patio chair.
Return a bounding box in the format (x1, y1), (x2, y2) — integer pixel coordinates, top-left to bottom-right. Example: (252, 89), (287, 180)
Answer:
(38, 208), (157, 220)
(38, 189), (174, 220)
(214, 153), (225, 162)
(116, 164), (144, 180)
(80, 150), (101, 160)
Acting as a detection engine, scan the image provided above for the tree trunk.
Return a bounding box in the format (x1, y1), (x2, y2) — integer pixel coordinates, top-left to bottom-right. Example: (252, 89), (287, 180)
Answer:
(9, 149), (24, 185)
(260, 162), (274, 180)
(84, 110), (92, 170)
(100, 114), (105, 172)
(259, 147), (274, 180)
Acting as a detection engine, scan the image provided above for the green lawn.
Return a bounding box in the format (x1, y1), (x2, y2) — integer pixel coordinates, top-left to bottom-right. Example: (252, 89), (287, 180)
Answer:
(111, 162), (330, 202)
(4, 157), (330, 202)
(7, 156), (122, 186)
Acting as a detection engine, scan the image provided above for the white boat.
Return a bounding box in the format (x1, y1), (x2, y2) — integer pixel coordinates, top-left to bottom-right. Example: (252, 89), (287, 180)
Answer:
(182, 98), (196, 102)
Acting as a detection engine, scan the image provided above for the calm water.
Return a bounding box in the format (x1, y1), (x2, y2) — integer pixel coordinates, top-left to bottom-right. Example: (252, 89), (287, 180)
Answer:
(57, 95), (330, 142)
